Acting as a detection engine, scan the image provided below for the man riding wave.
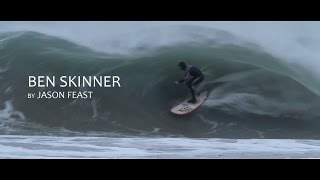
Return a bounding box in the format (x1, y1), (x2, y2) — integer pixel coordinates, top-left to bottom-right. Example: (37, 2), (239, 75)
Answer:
(174, 61), (204, 103)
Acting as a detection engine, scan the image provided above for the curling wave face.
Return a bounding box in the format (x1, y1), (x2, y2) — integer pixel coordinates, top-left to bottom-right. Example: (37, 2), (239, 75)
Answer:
(1, 29), (320, 138)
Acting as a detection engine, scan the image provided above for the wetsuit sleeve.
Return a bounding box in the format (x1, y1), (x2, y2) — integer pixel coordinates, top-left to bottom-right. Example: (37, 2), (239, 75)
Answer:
(178, 72), (190, 83)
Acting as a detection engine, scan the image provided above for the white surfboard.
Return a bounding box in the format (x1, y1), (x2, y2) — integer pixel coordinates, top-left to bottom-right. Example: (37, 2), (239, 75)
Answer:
(170, 91), (208, 115)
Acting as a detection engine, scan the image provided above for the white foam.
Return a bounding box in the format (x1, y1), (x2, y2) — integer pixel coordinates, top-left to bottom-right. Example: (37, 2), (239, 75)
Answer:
(0, 135), (320, 158)
(0, 101), (26, 129)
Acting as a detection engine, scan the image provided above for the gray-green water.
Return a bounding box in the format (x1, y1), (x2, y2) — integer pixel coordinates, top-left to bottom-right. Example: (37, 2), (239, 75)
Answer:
(1, 30), (320, 139)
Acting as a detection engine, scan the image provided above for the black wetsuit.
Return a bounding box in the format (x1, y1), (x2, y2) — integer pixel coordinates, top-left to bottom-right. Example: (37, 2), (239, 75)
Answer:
(179, 66), (204, 100)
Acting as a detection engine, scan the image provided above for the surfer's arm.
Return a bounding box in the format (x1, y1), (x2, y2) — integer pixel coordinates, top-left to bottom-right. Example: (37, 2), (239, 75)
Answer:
(178, 73), (190, 83)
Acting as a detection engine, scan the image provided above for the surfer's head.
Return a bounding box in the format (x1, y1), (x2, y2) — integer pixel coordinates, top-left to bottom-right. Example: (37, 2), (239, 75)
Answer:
(178, 61), (187, 70)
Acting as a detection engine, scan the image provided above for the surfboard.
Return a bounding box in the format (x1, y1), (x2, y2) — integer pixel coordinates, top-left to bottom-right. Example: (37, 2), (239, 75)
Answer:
(171, 91), (208, 115)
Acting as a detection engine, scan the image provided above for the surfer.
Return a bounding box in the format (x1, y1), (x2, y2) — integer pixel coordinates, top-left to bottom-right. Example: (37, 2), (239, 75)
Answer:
(174, 61), (204, 103)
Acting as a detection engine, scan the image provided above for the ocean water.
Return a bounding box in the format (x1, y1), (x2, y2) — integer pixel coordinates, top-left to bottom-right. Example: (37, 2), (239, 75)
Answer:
(0, 22), (320, 158)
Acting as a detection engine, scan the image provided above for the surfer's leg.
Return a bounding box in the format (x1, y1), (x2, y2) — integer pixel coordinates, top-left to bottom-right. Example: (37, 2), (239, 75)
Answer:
(192, 76), (204, 96)
(192, 77), (204, 86)
(186, 78), (196, 102)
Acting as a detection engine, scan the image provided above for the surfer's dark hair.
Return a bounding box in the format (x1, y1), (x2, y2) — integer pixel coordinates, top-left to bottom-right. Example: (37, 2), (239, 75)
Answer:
(178, 62), (187, 69)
